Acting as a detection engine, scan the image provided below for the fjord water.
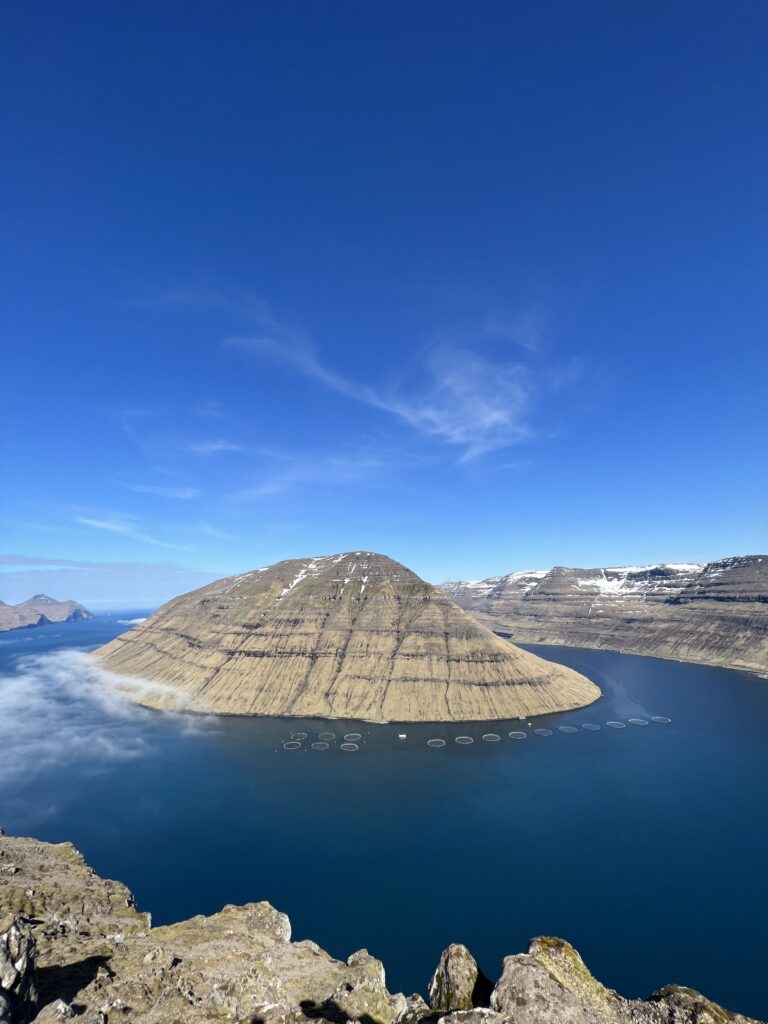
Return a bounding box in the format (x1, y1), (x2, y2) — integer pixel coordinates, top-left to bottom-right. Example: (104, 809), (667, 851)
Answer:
(1, 618), (766, 1018)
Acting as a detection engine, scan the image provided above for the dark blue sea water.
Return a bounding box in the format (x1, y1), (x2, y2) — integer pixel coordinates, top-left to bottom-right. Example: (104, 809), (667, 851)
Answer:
(1, 614), (766, 1018)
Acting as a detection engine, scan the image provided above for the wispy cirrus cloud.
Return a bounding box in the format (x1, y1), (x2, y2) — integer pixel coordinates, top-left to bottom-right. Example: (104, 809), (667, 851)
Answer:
(185, 440), (242, 456)
(0, 553), (221, 607)
(226, 331), (534, 461)
(141, 289), (569, 461)
(128, 483), (200, 499)
(230, 449), (387, 499)
(73, 514), (185, 550)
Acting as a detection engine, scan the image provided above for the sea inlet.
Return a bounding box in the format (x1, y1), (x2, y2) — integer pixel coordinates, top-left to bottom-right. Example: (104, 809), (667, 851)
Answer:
(0, 615), (765, 1018)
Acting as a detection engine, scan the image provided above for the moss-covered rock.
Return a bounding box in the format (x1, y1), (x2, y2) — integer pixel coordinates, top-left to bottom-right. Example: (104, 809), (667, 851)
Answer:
(428, 945), (479, 1013)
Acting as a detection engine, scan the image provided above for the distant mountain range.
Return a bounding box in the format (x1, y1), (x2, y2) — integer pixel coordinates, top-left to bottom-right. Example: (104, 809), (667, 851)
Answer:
(95, 551), (599, 721)
(0, 593), (94, 633)
(440, 555), (768, 675)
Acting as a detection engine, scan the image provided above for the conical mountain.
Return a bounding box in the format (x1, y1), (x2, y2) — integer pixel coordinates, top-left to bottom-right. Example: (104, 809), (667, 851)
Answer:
(95, 552), (600, 721)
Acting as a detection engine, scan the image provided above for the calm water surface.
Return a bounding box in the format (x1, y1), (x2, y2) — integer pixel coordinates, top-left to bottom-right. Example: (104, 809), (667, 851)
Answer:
(0, 615), (766, 1018)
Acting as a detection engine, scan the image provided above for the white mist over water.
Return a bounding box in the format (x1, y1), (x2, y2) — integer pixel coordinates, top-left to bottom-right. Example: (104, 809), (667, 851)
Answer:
(0, 649), (207, 786)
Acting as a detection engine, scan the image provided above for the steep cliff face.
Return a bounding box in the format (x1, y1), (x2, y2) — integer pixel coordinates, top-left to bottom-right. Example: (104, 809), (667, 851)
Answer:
(93, 552), (599, 721)
(0, 595), (94, 633)
(440, 556), (768, 675)
(0, 831), (761, 1024)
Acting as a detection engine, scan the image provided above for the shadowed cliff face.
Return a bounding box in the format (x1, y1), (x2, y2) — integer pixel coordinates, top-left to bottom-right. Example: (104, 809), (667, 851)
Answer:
(441, 556), (768, 676)
(93, 552), (600, 721)
(1, 831), (762, 1024)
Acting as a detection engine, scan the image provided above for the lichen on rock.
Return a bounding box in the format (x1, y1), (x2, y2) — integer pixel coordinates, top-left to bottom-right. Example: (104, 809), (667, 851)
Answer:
(0, 830), (762, 1024)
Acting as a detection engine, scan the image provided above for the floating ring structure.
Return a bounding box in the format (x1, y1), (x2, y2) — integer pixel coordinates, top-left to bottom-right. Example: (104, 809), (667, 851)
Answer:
(509, 731), (527, 739)
(482, 733), (501, 742)
(651, 716), (671, 724)
(318, 732), (336, 741)
(558, 725), (578, 733)
(606, 721), (626, 729)
(311, 741), (330, 750)
(282, 741), (302, 750)
(455, 736), (473, 745)
(534, 728), (553, 736)
(340, 742), (358, 751)
(628, 718), (649, 726)
(427, 738), (446, 748)
(344, 733), (362, 741)
(291, 732), (307, 740)
(581, 723), (601, 731)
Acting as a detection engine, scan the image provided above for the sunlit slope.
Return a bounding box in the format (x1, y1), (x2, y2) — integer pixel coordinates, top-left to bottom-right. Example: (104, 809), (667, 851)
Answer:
(94, 552), (600, 721)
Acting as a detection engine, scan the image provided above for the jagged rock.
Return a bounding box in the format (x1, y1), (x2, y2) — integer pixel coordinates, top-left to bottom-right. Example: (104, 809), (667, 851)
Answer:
(525, 937), (623, 1020)
(491, 951), (587, 1023)
(428, 944), (479, 1012)
(441, 1011), (505, 1024)
(30, 1001), (73, 1023)
(0, 832), (762, 1024)
(0, 915), (37, 1024)
(648, 983), (757, 1023)
(331, 949), (406, 1024)
(441, 554), (768, 675)
(94, 551), (600, 722)
(394, 993), (431, 1024)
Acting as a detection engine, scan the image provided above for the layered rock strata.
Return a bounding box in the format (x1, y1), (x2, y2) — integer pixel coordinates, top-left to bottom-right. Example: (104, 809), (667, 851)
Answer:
(440, 556), (768, 675)
(0, 831), (760, 1024)
(94, 552), (600, 721)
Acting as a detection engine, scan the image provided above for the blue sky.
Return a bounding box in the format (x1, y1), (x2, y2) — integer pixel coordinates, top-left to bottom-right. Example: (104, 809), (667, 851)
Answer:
(2, 1), (767, 607)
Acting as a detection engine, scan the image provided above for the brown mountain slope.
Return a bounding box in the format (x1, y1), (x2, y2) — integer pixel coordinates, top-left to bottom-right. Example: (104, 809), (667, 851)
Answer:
(94, 551), (599, 721)
(440, 555), (768, 675)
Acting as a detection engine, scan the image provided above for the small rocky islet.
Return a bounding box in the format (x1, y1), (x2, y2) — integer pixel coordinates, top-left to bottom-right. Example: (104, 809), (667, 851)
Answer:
(0, 829), (761, 1024)
(0, 596), (93, 634)
(94, 552), (600, 722)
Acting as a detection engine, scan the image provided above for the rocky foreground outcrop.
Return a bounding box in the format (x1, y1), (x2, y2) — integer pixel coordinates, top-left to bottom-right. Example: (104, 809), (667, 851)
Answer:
(0, 595), (94, 634)
(94, 552), (599, 721)
(440, 556), (768, 676)
(0, 830), (760, 1024)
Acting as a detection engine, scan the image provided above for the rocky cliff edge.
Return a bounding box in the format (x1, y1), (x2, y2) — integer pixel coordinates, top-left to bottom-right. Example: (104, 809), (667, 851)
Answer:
(0, 830), (760, 1024)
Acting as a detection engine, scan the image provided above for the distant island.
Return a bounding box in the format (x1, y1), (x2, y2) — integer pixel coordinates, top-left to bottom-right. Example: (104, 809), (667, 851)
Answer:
(0, 828), (761, 1024)
(0, 594), (94, 633)
(441, 555), (768, 675)
(94, 551), (600, 721)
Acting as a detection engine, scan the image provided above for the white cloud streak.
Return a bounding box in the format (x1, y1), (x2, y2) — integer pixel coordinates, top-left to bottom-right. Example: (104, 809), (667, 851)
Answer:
(185, 440), (242, 456)
(73, 515), (185, 550)
(226, 333), (534, 461)
(129, 483), (200, 499)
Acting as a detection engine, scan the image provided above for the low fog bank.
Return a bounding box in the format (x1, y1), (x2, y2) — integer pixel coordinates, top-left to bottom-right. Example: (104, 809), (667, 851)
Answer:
(0, 649), (211, 792)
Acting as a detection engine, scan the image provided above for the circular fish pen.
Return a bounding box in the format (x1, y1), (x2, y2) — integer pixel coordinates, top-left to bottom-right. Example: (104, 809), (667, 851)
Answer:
(628, 718), (649, 726)
(606, 721), (626, 729)
(509, 731), (527, 739)
(482, 733), (501, 742)
(651, 716), (671, 724)
(344, 733), (362, 741)
(581, 723), (601, 731)
(534, 728), (553, 737)
(311, 741), (330, 750)
(318, 732), (336, 741)
(455, 736), (473, 745)
(427, 738), (446, 748)
(282, 741), (302, 750)
(290, 732), (307, 740)
(340, 742), (358, 751)
(558, 725), (578, 733)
